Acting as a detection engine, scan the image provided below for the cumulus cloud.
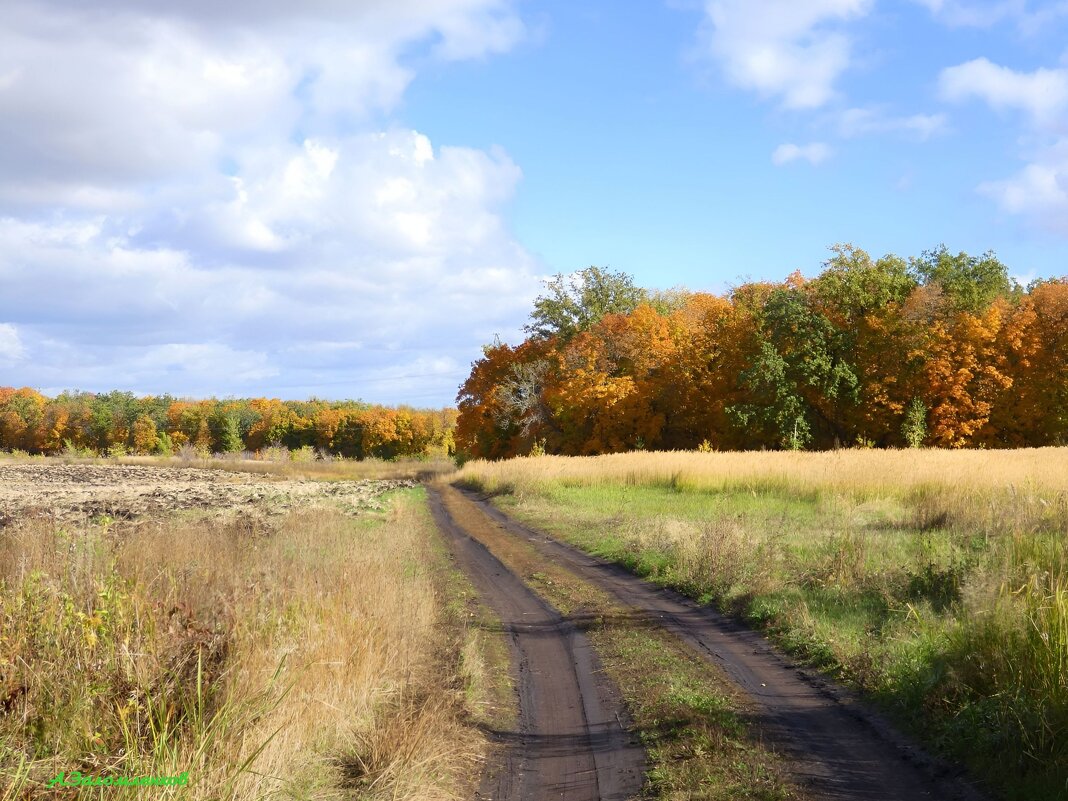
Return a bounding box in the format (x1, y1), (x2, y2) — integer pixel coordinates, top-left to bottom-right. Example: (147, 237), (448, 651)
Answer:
(0, 0), (536, 404)
(939, 58), (1068, 124)
(0, 131), (536, 400)
(698, 0), (872, 109)
(772, 142), (833, 165)
(911, 0), (1025, 27)
(837, 107), (948, 139)
(978, 141), (1068, 233)
(0, 324), (25, 366)
(936, 56), (1068, 235)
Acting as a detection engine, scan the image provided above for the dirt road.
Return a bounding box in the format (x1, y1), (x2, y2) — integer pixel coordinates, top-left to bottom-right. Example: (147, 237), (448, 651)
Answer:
(428, 487), (645, 801)
(438, 486), (992, 801)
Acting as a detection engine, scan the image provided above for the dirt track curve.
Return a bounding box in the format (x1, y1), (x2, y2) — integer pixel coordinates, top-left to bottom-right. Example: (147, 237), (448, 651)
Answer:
(437, 486), (994, 801)
(427, 487), (645, 801)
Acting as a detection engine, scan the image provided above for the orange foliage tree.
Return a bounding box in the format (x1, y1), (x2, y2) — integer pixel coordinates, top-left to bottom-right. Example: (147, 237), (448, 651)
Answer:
(455, 248), (1068, 459)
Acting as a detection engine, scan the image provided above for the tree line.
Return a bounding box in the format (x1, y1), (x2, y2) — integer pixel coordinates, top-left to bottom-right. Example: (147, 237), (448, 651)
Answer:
(456, 245), (1068, 458)
(0, 390), (457, 459)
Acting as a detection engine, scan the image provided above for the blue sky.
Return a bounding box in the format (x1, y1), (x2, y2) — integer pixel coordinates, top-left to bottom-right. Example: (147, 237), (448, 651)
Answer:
(1, 0), (1067, 405)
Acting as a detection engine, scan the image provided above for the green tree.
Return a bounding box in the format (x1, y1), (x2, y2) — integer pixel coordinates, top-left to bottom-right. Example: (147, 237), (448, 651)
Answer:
(909, 246), (1013, 313)
(728, 286), (860, 449)
(727, 340), (813, 449)
(814, 244), (916, 319)
(209, 408), (244, 453)
(525, 266), (646, 342)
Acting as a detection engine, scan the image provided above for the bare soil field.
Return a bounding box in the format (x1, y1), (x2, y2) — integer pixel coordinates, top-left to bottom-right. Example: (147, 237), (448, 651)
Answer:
(0, 463), (416, 522)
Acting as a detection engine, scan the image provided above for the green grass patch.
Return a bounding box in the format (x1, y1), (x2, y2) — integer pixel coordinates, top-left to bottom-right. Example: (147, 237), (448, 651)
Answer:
(490, 479), (1068, 801)
(592, 626), (796, 801)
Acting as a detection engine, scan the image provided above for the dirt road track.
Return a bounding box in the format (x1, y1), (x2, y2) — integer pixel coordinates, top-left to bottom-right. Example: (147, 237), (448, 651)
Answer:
(427, 487), (645, 801)
(458, 489), (994, 801)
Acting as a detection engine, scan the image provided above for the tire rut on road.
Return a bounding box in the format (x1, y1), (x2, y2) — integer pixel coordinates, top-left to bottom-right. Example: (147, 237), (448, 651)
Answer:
(465, 489), (994, 801)
(427, 487), (644, 801)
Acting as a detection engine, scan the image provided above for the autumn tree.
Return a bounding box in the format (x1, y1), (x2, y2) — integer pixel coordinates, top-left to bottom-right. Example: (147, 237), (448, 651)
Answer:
(656, 292), (743, 450)
(245, 398), (296, 451)
(984, 279), (1068, 445)
(0, 388), (45, 451)
(548, 304), (675, 454)
(0, 390), (453, 459)
(454, 243), (1058, 458)
(456, 339), (557, 459)
(900, 286), (1012, 447)
(131, 415), (158, 455)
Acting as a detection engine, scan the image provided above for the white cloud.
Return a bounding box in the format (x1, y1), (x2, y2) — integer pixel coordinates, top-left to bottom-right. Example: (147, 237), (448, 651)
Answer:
(1018, 2), (1068, 35)
(0, 1), (527, 211)
(0, 0), (534, 404)
(978, 140), (1068, 232)
(0, 8), (296, 202)
(698, 0), (872, 109)
(0, 324), (25, 365)
(937, 57), (1068, 234)
(772, 142), (833, 165)
(939, 58), (1068, 124)
(0, 129), (536, 401)
(838, 106), (948, 139)
(911, 0), (1025, 27)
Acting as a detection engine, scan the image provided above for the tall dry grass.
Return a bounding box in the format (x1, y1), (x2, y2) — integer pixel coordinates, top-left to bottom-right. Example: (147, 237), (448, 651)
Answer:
(0, 497), (480, 800)
(457, 447), (1068, 494)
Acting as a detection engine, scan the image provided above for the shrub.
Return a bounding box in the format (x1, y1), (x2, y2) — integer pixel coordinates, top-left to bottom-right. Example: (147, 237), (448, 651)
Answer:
(902, 399), (928, 448)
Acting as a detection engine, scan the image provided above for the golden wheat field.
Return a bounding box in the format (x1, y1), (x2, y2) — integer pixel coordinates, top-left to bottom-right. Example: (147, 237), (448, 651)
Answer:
(459, 447), (1068, 494)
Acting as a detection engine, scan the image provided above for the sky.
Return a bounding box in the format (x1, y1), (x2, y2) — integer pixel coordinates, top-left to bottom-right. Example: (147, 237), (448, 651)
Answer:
(1, 0), (1067, 406)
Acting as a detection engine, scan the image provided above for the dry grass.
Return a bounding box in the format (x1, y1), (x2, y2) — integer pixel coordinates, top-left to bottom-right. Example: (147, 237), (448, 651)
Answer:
(457, 447), (1068, 494)
(0, 494), (481, 800)
(458, 448), (1068, 800)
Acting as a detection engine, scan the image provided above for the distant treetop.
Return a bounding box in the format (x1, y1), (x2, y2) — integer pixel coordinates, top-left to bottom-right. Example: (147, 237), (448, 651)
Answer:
(525, 266), (646, 342)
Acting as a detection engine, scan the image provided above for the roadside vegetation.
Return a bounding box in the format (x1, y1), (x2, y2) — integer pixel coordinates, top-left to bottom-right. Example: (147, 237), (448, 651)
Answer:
(458, 449), (1068, 800)
(0, 488), (489, 800)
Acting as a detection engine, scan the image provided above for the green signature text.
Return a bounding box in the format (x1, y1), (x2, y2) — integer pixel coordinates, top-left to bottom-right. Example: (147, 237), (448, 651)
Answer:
(48, 771), (190, 788)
